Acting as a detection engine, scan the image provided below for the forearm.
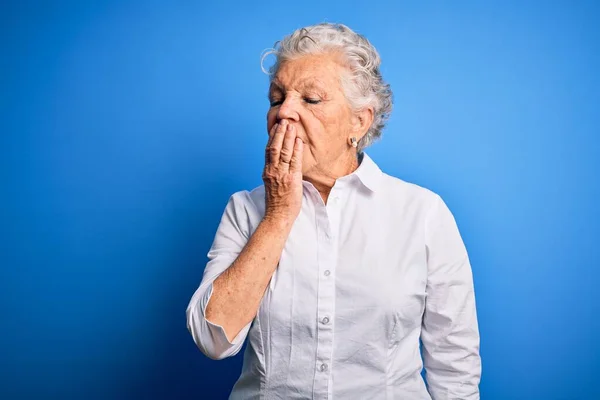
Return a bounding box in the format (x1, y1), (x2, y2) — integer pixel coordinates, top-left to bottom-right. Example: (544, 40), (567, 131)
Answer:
(205, 216), (293, 341)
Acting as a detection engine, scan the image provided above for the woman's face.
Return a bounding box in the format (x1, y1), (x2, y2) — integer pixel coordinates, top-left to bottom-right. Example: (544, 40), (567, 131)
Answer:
(267, 52), (359, 176)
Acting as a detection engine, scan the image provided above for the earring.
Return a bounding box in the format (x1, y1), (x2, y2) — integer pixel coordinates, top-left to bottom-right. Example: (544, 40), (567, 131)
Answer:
(350, 137), (358, 148)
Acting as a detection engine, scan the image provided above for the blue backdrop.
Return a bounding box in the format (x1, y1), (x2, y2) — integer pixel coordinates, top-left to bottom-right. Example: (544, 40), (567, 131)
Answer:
(2, 1), (599, 399)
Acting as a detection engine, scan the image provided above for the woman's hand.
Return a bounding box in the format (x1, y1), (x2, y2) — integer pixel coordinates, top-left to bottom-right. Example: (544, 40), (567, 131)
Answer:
(262, 119), (304, 225)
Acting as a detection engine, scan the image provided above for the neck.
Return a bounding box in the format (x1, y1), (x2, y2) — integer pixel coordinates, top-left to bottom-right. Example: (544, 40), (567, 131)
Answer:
(303, 151), (360, 204)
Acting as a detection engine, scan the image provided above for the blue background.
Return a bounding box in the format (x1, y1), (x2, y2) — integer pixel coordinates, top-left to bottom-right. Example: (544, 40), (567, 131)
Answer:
(2, 1), (599, 399)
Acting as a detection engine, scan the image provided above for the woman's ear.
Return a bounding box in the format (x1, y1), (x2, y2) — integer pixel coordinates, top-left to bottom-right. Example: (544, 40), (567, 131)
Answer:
(353, 107), (374, 140)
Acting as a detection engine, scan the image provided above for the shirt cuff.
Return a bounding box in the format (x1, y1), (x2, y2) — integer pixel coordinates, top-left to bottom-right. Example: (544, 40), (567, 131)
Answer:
(202, 282), (251, 347)
(187, 281), (252, 360)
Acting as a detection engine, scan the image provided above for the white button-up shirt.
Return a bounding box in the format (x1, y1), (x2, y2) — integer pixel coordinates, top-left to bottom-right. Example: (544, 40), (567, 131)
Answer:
(187, 152), (481, 399)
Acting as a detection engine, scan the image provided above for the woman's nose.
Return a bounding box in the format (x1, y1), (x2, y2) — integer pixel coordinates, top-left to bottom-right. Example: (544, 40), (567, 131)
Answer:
(277, 97), (300, 122)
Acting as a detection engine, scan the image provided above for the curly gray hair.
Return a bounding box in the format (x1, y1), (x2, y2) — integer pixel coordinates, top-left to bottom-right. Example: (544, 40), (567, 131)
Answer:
(261, 23), (393, 152)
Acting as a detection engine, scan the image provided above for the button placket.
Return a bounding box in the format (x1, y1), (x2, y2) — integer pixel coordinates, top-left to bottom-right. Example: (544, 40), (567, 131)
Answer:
(313, 200), (336, 399)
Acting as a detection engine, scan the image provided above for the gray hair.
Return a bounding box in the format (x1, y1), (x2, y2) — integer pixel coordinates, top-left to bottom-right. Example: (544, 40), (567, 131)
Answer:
(261, 23), (393, 152)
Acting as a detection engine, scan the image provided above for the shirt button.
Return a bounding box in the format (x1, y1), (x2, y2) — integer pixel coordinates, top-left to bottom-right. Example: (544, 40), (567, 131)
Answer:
(321, 316), (330, 324)
(333, 196), (340, 204)
(319, 363), (328, 372)
(324, 270), (331, 277)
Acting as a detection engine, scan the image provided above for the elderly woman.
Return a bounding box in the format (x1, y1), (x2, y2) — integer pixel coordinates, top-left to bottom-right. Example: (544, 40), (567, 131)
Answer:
(186, 23), (481, 399)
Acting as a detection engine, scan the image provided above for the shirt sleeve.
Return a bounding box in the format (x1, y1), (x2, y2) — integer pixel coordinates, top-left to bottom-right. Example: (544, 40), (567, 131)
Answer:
(421, 194), (482, 399)
(186, 191), (255, 360)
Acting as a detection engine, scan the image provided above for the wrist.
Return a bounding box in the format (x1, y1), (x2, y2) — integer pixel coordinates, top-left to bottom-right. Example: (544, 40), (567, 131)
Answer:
(261, 213), (296, 232)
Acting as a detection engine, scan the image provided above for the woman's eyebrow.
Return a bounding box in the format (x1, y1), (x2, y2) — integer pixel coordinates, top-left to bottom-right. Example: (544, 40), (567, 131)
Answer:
(299, 80), (327, 92)
(269, 79), (327, 92)
(269, 82), (285, 95)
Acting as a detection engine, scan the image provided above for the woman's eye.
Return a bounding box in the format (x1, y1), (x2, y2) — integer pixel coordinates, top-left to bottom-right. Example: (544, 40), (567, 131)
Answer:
(304, 98), (321, 104)
(269, 97), (321, 106)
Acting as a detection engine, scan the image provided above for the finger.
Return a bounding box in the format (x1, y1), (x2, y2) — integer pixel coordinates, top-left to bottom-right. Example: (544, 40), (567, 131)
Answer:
(266, 122), (279, 148)
(279, 124), (296, 165)
(268, 120), (288, 165)
(289, 136), (303, 173)
(265, 123), (279, 164)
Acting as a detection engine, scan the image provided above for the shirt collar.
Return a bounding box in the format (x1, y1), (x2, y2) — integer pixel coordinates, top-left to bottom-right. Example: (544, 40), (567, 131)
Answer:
(346, 151), (383, 192)
(302, 152), (383, 193)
